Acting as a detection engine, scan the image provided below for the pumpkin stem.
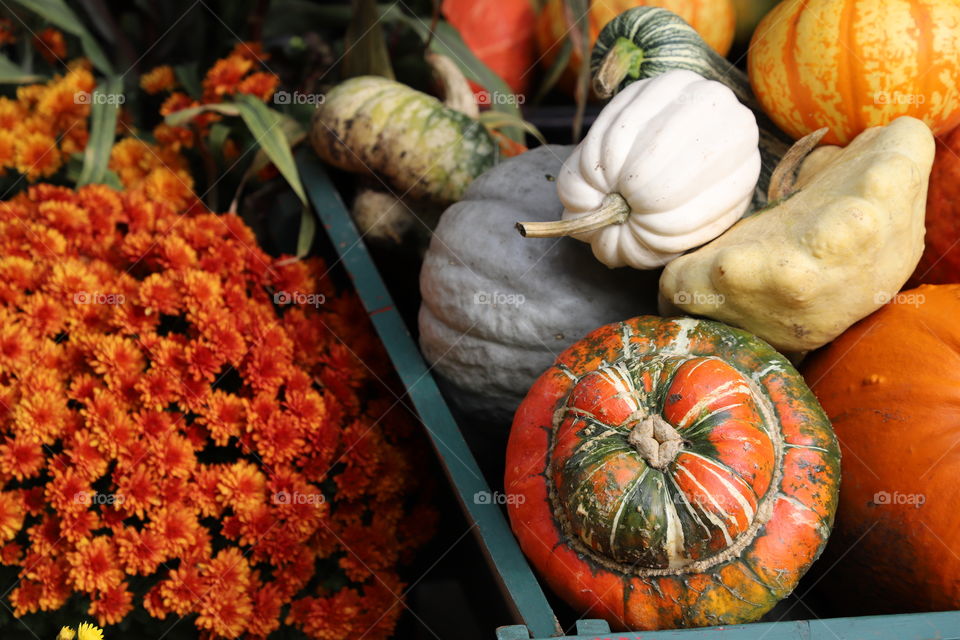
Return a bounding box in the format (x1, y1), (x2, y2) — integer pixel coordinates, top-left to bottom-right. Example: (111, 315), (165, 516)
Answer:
(627, 414), (684, 470)
(766, 127), (830, 202)
(593, 38), (645, 99)
(516, 193), (630, 238)
(426, 52), (479, 119)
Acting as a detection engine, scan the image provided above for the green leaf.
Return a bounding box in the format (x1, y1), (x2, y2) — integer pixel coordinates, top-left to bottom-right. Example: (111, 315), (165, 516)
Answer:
(0, 54), (44, 84)
(12, 0), (115, 74)
(76, 76), (122, 187)
(233, 94), (307, 204)
(478, 111), (546, 145)
(343, 0), (395, 80)
(247, 113), (306, 175)
(207, 122), (231, 167)
(295, 204), (316, 258)
(568, 0), (590, 141)
(533, 37), (571, 104)
(163, 103), (241, 127)
(229, 110), (306, 215)
(173, 62), (202, 99)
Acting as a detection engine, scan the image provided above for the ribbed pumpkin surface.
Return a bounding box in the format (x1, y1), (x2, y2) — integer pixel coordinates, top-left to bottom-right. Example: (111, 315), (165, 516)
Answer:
(536, 0), (734, 93)
(749, 0), (960, 145)
(506, 316), (840, 630)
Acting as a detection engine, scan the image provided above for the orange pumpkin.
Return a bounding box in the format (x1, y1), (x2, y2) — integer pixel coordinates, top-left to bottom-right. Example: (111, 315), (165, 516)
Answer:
(912, 126), (960, 284)
(442, 0), (537, 99)
(506, 316), (839, 630)
(536, 0), (734, 94)
(749, 0), (960, 145)
(802, 284), (960, 613)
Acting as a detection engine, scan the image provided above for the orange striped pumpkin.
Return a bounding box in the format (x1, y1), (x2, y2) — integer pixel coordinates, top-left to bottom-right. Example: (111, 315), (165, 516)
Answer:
(536, 0), (734, 94)
(506, 316), (840, 630)
(749, 0), (960, 145)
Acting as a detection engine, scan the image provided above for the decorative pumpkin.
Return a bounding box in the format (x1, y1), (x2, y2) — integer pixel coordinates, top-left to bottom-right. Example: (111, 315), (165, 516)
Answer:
(310, 75), (497, 204)
(506, 316), (840, 630)
(442, 0), (537, 98)
(418, 145), (658, 426)
(802, 284), (960, 613)
(536, 0), (734, 94)
(731, 0), (778, 48)
(517, 69), (760, 270)
(749, 0), (960, 145)
(912, 125), (960, 284)
(590, 7), (791, 209)
(661, 116), (935, 353)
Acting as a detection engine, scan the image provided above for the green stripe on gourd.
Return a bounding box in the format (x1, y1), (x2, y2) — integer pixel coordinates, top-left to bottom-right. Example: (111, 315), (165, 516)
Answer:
(310, 76), (497, 204)
(590, 7), (792, 209)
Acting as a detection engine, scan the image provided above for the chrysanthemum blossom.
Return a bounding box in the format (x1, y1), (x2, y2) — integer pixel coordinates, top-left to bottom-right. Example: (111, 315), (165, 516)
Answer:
(0, 172), (435, 637)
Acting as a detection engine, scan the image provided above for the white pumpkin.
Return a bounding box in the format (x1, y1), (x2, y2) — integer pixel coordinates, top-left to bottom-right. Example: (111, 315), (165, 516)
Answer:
(518, 69), (762, 270)
(419, 146), (658, 428)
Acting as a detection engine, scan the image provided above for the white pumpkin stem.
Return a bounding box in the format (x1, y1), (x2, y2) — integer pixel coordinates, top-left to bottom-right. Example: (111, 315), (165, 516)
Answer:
(766, 127), (830, 202)
(626, 413), (684, 470)
(516, 193), (630, 238)
(426, 52), (479, 119)
(593, 38), (644, 99)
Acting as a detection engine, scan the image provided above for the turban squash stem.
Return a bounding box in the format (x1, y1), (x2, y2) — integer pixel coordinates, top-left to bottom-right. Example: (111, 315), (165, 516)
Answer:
(505, 316), (840, 630)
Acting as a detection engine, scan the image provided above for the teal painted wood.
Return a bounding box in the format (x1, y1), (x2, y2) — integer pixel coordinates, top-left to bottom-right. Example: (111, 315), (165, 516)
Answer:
(298, 153), (560, 639)
(496, 611), (960, 640)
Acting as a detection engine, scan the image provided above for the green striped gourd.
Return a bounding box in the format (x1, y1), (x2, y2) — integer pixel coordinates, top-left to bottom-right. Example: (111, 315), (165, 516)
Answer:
(310, 76), (498, 204)
(590, 7), (793, 208)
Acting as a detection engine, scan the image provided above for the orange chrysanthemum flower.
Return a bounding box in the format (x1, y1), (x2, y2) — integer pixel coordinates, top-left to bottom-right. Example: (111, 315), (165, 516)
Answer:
(140, 65), (177, 94)
(237, 71), (279, 101)
(15, 130), (62, 179)
(0, 490), (24, 542)
(33, 27), (67, 64)
(0, 50), (435, 638)
(202, 55), (253, 101)
(66, 536), (124, 594)
(0, 18), (15, 46)
(89, 581), (134, 625)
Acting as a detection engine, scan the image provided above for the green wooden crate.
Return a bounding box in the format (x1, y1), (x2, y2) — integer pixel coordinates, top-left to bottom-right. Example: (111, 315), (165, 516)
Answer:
(299, 154), (960, 640)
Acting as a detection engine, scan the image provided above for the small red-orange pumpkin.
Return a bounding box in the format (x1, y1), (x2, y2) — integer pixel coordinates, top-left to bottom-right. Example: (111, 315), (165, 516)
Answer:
(536, 0), (734, 94)
(506, 316), (840, 630)
(442, 0), (537, 99)
(749, 0), (960, 145)
(912, 126), (960, 284)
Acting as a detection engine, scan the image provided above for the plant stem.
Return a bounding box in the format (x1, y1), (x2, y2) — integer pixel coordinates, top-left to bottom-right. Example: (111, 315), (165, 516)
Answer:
(516, 193), (631, 238)
(593, 38), (645, 98)
(627, 413), (683, 470)
(766, 127), (829, 202)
